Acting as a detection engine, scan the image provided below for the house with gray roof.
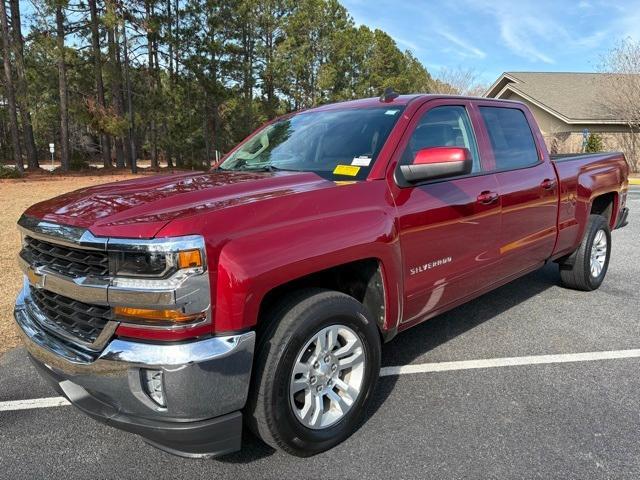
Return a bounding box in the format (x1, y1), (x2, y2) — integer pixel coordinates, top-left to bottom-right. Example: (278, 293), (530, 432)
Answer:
(485, 72), (639, 170)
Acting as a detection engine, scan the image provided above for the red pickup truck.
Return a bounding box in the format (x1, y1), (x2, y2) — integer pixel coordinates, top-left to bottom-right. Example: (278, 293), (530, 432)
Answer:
(14, 94), (629, 458)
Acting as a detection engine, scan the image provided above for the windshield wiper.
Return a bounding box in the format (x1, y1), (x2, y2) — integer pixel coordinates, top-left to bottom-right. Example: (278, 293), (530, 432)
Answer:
(248, 164), (282, 172)
(219, 162), (301, 173)
(240, 164), (300, 172)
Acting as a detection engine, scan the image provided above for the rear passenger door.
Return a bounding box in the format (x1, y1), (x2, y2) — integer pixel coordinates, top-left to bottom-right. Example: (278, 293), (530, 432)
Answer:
(474, 103), (559, 276)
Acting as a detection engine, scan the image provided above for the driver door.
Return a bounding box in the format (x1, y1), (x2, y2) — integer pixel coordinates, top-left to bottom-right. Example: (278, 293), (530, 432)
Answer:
(390, 100), (502, 325)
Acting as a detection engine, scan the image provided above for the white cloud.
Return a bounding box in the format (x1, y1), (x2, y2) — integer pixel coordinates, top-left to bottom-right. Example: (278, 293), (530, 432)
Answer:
(463, 0), (561, 64)
(344, 0), (640, 78)
(498, 15), (556, 64)
(438, 30), (487, 59)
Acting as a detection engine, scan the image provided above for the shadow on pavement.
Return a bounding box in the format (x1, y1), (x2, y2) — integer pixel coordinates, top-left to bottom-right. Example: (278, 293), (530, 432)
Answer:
(217, 262), (560, 464)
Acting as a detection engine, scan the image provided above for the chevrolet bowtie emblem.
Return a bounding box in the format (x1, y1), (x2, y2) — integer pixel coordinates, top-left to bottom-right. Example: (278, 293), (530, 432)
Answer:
(27, 267), (44, 288)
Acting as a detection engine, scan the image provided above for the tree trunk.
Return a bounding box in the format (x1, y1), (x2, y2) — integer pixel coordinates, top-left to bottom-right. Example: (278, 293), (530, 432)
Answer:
(56, 3), (70, 171)
(264, 30), (276, 118)
(164, 0), (173, 168)
(107, 23), (124, 167)
(153, 34), (161, 168)
(242, 22), (254, 136)
(167, 0), (173, 78)
(163, 121), (173, 167)
(88, 0), (111, 168)
(0, 0), (23, 172)
(122, 18), (137, 173)
(146, 1), (158, 169)
(174, 0), (179, 76)
(9, 0), (37, 168)
(114, 22), (131, 168)
(202, 89), (209, 167)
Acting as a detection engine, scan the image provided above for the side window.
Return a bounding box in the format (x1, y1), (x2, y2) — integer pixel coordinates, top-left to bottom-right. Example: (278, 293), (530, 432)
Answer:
(479, 107), (539, 170)
(401, 106), (481, 173)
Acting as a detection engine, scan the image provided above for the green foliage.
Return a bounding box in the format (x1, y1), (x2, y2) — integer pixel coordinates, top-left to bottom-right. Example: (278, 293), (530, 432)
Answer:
(67, 152), (91, 171)
(2, 0), (439, 170)
(585, 133), (604, 153)
(0, 165), (22, 178)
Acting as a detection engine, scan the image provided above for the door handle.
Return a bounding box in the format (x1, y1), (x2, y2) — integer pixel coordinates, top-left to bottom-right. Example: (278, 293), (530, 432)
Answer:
(541, 178), (557, 190)
(477, 191), (499, 205)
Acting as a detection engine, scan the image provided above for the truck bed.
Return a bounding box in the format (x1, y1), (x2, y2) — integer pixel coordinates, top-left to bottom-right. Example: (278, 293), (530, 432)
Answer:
(550, 152), (626, 163)
(550, 150), (629, 259)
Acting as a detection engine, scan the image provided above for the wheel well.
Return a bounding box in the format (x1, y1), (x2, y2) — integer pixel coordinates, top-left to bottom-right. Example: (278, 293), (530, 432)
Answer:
(257, 259), (387, 336)
(590, 192), (617, 227)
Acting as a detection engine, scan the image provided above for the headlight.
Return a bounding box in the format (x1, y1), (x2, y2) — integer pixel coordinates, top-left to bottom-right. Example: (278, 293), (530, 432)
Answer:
(112, 251), (175, 277)
(108, 236), (206, 279)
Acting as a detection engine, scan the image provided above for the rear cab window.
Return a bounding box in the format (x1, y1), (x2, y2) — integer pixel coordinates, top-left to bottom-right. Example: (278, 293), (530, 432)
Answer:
(479, 107), (539, 171)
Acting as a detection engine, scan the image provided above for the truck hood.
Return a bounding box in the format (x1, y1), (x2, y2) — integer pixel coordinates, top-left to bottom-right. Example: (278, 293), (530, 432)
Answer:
(24, 170), (333, 238)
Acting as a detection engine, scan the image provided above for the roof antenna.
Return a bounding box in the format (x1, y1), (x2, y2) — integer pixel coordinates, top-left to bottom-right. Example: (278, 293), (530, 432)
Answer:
(379, 87), (399, 103)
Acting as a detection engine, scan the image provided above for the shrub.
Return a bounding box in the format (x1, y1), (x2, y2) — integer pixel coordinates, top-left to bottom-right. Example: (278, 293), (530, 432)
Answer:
(0, 165), (22, 179)
(68, 152), (91, 171)
(585, 133), (604, 153)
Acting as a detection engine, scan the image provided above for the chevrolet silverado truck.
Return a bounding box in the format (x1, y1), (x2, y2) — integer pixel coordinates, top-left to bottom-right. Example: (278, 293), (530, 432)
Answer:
(14, 93), (629, 458)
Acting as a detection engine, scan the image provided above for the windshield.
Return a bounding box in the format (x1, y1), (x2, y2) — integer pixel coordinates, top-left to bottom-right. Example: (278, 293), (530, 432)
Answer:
(219, 106), (405, 180)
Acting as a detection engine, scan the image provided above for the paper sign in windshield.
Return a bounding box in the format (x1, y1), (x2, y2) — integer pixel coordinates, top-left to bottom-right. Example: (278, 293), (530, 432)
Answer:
(333, 165), (360, 176)
(352, 156), (372, 167)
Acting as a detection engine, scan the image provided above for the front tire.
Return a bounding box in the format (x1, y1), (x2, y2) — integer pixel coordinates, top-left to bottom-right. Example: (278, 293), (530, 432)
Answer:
(559, 214), (611, 291)
(246, 289), (381, 457)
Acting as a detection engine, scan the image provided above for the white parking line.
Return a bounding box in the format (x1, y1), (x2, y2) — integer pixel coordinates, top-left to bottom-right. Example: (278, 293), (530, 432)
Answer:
(380, 348), (640, 376)
(2, 348), (640, 412)
(0, 396), (70, 412)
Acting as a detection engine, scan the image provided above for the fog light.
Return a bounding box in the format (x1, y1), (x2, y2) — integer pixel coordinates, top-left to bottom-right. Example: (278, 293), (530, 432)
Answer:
(141, 369), (166, 408)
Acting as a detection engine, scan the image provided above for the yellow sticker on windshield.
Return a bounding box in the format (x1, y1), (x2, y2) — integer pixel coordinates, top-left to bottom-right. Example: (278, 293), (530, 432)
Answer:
(333, 165), (360, 176)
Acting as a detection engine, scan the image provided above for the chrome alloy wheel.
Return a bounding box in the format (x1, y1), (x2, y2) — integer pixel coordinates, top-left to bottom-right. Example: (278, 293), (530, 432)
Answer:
(289, 324), (365, 430)
(590, 229), (608, 278)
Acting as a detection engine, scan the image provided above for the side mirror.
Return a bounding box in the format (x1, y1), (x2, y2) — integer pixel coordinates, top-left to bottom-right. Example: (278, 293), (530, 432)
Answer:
(400, 147), (473, 183)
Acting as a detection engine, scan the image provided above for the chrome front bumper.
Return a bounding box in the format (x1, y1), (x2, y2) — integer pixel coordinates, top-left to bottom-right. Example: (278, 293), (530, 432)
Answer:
(15, 283), (256, 457)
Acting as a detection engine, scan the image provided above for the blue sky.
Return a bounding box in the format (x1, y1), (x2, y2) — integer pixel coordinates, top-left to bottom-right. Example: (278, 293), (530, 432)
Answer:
(342, 0), (640, 84)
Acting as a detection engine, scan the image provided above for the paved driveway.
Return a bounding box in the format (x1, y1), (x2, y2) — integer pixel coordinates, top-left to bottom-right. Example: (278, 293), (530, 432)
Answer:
(1, 188), (639, 479)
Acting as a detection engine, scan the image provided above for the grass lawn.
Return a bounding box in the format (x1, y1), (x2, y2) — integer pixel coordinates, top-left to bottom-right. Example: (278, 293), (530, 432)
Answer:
(0, 173), (141, 356)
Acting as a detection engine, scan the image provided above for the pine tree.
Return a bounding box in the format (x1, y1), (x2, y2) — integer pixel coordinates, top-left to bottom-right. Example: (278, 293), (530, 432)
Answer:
(9, 0), (38, 168)
(1, 0), (441, 174)
(0, 0), (23, 172)
(88, 0), (112, 168)
(55, 1), (70, 171)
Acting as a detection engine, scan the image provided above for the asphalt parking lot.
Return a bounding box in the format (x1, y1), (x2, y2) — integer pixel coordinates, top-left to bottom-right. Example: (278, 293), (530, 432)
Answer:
(1, 187), (639, 480)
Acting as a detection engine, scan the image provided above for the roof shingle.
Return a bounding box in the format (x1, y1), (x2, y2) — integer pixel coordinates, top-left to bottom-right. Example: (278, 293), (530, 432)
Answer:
(486, 72), (638, 123)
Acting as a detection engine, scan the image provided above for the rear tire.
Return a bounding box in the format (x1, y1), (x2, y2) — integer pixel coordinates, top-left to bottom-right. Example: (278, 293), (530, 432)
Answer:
(246, 289), (381, 457)
(558, 214), (611, 291)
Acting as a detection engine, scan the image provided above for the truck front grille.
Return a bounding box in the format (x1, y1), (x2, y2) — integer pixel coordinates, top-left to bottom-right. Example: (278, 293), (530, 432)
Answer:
(29, 288), (111, 344)
(22, 236), (109, 278)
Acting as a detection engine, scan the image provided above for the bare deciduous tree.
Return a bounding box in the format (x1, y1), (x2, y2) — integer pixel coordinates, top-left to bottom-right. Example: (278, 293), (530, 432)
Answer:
(431, 67), (488, 97)
(599, 38), (640, 172)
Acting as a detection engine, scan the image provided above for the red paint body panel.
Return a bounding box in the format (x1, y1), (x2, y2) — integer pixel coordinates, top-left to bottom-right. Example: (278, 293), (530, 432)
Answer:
(158, 180), (402, 333)
(24, 170), (332, 238)
(22, 95), (629, 339)
(551, 153), (629, 258)
(414, 146), (472, 165)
